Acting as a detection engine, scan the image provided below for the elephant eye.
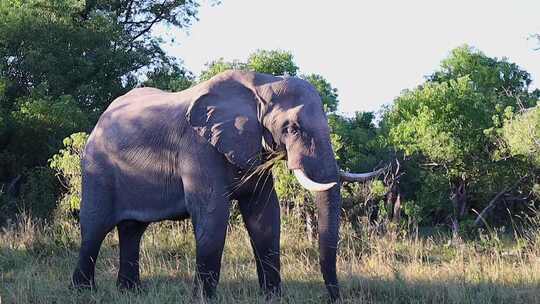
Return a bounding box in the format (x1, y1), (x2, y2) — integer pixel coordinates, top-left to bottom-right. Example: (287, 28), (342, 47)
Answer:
(286, 125), (299, 136)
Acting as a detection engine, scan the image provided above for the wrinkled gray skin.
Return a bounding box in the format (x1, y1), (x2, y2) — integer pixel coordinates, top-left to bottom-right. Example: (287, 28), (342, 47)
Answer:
(72, 70), (342, 301)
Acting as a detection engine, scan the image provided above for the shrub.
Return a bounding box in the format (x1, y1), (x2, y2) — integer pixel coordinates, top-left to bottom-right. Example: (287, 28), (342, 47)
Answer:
(18, 167), (58, 220)
(9, 92), (90, 170)
(49, 132), (88, 217)
(0, 187), (16, 225)
(501, 105), (540, 167)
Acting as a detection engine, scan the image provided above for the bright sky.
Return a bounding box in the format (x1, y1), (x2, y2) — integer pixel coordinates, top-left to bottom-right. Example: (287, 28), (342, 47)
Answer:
(160, 0), (540, 115)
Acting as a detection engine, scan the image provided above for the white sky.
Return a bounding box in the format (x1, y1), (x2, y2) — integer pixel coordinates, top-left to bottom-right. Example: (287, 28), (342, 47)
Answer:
(160, 0), (540, 115)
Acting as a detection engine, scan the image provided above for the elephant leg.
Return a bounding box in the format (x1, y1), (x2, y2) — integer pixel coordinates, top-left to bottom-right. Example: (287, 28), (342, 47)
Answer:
(188, 195), (230, 299)
(117, 220), (148, 290)
(238, 177), (281, 298)
(72, 224), (112, 289)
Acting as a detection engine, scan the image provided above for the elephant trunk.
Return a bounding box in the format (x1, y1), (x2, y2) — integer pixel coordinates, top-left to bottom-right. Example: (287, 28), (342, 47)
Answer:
(315, 185), (341, 301)
(293, 157), (342, 300)
(285, 136), (343, 300)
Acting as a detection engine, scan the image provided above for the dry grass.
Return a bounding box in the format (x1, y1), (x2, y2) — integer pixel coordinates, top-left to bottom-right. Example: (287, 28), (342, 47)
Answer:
(1, 215), (540, 304)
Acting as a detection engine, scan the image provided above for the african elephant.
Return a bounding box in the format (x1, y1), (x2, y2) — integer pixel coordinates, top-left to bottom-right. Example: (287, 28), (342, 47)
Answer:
(71, 70), (380, 301)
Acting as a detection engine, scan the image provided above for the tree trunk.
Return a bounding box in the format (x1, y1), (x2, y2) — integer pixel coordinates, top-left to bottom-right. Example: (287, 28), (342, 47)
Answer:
(383, 158), (402, 223)
(450, 179), (467, 238)
(393, 193), (401, 223)
(386, 188), (395, 220)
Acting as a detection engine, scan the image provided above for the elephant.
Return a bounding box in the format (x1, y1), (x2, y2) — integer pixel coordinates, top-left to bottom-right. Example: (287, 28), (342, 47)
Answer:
(71, 70), (381, 301)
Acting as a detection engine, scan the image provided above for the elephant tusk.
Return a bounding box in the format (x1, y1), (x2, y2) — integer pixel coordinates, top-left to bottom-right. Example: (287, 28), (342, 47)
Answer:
(339, 168), (384, 182)
(293, 169), (336, 192)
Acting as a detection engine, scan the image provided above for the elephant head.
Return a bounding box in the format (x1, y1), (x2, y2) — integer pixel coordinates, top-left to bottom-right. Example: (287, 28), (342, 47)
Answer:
(187, 70), (380, 300)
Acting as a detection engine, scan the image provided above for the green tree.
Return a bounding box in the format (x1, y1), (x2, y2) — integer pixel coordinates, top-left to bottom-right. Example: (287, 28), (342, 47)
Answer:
(302, 74), (339, 113)
(329, 112), (380, 172)
(9, 91), (90, 172)
(387, 46), (537, 233)
(143, 64), (194, 92)
(0, 0), (200, 112)
(246, 50), (298, 76)
(198, 50), (299, 82)
(199, 58), (246, 82)
(500, 105), (540, 167)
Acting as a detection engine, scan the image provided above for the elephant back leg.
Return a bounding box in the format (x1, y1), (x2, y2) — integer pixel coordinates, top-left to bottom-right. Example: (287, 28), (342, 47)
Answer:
(116, 220), (149, 290)
(72, 169), (116, 289)
(72, 220), (114, 289)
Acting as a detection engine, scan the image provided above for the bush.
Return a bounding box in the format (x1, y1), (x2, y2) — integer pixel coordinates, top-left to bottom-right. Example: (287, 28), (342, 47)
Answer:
(0, 187), (16, 225)
(273, 161), (311, 207)
(9, 92), (90, 171)
(501, 105), (540, 167)
(18, 167), (58, 220)
(49, 132), (88, 217)
(341, 180), (387, 229)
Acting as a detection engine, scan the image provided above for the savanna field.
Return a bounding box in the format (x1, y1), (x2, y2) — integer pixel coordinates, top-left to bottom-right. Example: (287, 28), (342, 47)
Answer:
(1, 1), (540, 303)
(1, 213), (540, 303)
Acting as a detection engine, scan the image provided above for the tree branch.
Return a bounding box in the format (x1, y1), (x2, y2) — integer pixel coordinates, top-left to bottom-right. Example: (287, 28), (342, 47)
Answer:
(129, 0), (168, 42)
(123, 0), (136, 23)
(473, 175), (528, 227)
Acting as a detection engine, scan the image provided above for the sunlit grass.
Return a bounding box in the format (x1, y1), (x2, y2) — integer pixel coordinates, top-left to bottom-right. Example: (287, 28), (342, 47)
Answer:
(1, 215), (539, 303)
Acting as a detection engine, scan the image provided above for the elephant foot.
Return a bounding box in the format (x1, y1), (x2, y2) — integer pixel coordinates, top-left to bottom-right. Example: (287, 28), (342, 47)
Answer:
(116, 275), (143, 292)
(71, 268), (96, 290)
(321, 284), (340, 303)
(263, 286), (282, 303)
(191, 282), (217, 302)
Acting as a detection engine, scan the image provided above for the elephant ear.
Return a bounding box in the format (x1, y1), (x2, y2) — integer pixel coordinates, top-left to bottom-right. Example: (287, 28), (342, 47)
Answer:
(187, 80), (263, 170)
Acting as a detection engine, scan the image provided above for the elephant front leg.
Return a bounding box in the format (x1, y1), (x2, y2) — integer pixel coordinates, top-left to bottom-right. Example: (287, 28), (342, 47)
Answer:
(188, 195), (230, 299)
(238, 180), (281, 299)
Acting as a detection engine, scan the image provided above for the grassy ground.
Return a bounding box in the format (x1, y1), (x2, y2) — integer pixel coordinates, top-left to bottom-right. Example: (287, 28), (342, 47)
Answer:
(1, 215), (540, 304)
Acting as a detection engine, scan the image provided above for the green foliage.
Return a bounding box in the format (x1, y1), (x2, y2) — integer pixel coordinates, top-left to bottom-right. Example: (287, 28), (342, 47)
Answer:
(370, 180), (387, 197)
(389, 77), (487, 171)
(199, 50), (299, 81)
(340, 179), (388, 227)
(199, 58), (246, 82)
(430, 46), (538, 106)
(301, 74), (339, 113)
(385, 45), (539, 227)
(18, 167), (58, 220)
(500, 105), (540, 167)
(329, 112), (382, 172)
(273, 161), (311, 206)
(402, 200), (421, 223)
(0, 0), (199, 111)
(49, 132), (88, 214)
(143, 64), (194, 92)
(8, 91), (89, 171)
(414, 172), (452, 224)
(246, 50), (298, 76)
